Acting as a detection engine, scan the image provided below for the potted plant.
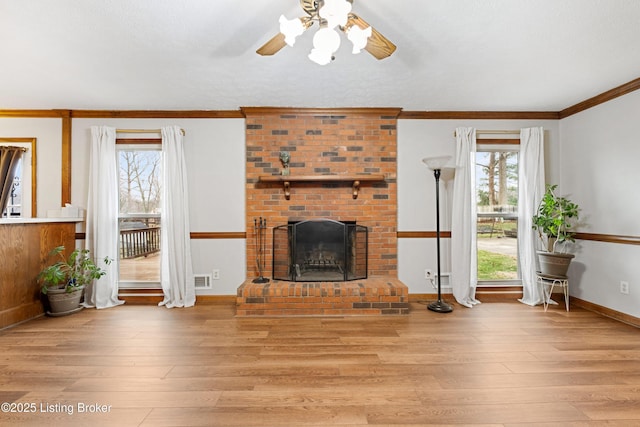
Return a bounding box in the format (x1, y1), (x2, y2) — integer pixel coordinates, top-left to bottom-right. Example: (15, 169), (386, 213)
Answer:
(532, 184), (580, 276)
(39, 246), (111, 316)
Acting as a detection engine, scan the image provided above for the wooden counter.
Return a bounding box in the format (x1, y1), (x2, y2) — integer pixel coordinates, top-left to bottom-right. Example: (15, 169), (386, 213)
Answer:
(0, 218), (81, 329)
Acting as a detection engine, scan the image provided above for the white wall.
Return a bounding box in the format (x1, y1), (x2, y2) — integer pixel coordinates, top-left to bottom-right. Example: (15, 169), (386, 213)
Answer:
(397, 119), (560, 294)
(71, 118), (246, 295)
(560, 90), (640, 318)
(0, 118), (63, 216)
(6, 109), (637, 314)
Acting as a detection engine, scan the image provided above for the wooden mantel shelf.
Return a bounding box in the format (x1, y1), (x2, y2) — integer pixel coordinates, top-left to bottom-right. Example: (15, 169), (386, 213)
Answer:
(258, 174), (385, 200)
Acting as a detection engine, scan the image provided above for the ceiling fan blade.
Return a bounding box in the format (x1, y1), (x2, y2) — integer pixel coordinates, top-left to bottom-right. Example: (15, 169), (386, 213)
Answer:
(348, 14), (396, 60)
(257, 16), (314, 57)
(256, 33), (287, 56)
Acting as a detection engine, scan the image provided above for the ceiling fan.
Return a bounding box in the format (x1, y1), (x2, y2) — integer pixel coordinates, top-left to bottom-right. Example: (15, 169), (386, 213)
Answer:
(256, 0), (396, 65)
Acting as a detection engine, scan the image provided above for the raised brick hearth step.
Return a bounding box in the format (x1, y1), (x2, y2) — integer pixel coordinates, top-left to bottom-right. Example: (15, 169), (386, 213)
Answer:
(236, 276), (409, 316)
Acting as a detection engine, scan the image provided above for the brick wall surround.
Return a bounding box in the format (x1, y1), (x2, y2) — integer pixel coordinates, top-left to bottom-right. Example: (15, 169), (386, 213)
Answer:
(243, 107), (402, 280)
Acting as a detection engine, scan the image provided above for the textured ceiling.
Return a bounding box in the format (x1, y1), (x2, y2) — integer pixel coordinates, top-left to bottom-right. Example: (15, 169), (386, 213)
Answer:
(1, 0), (640, 112)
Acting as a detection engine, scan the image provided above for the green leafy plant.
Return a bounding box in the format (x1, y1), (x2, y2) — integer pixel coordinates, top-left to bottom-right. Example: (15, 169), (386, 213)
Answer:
(38, 246), (111, 294)
(532, 184), (580, 253)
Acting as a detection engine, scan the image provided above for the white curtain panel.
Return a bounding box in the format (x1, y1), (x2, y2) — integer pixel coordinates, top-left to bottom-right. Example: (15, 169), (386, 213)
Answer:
(85, 126), (124, 309)
(450, 127), (481, 308)
(518, 127), (546, 306)
(160, 126), (195, 308)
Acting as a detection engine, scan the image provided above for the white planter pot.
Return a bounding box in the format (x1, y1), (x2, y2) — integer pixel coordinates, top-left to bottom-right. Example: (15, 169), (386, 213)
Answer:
(537, 251), (574, 277)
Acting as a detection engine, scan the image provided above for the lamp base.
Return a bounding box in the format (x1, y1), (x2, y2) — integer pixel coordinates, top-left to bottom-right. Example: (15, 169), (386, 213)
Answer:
(427, 300), (453, 313)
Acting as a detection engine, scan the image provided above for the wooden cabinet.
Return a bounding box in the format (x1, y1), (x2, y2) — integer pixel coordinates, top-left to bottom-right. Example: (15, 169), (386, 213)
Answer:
(0, 220), (77, 329)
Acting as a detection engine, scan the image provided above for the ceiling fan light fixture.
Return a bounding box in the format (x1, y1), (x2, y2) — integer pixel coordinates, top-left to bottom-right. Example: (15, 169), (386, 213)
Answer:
(346, 24), (371, 54)
(256, 0), (395, 62)
(279, 15), (306, 46)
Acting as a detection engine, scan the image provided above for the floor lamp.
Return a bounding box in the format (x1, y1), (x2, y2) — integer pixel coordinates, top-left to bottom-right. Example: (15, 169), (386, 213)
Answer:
(422, 156), (453, 313)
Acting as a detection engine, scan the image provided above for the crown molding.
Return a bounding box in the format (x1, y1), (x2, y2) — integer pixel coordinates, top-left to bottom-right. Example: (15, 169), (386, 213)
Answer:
(70, 110), (244, 119)
(240, 106), (403, 117)
(398, 111), (559, 120)
(2, 76), (639, 120)
(0, 109), (71, 118)
(559, 77), (640, 119)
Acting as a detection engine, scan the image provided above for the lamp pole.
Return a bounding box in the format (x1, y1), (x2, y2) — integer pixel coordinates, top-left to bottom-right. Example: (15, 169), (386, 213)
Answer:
(428, 167), (452, 312)
(422, 156), (454, 313)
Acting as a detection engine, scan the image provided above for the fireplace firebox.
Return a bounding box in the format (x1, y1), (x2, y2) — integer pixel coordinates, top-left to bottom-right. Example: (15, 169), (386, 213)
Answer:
(272, 219), (368, 282)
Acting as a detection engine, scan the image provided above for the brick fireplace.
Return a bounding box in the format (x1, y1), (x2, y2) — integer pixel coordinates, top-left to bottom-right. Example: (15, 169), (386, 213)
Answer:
(236, 107), (408, 315)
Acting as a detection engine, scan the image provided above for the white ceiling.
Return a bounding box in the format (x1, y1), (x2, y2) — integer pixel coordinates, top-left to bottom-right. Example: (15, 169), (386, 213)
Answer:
(2, 0), (640, 112)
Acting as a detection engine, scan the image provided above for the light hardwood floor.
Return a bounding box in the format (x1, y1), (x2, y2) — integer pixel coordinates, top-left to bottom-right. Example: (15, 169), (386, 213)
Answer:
(1, 301), (640, 426)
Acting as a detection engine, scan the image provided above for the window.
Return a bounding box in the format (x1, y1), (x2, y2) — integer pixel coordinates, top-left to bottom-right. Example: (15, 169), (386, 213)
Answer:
(117, 143), (162, 288)
(476, 143), (519, 283)
(0, 138), (36, 218)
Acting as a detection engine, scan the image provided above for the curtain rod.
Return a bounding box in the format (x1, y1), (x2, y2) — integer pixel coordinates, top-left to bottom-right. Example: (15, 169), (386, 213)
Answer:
(0, 146), (27, 151)
(116, 128), (185, 136)
(454, 129), (520, 137)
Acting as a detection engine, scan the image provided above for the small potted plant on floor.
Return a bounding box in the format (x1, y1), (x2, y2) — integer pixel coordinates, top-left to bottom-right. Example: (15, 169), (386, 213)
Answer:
(39, 246), (111, 316)
(532, 184), (580, 276)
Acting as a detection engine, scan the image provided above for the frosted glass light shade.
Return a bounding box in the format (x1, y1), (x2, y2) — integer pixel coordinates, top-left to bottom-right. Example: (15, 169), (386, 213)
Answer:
(347, 25), (372, 54)
(319, 0), (352, 29)
(313, 27), (341, 53)
(279, 15), (305, 46)
(308, 48), (333, 65)
(309, 27), (341, 65)
(422, 156), (452, 170)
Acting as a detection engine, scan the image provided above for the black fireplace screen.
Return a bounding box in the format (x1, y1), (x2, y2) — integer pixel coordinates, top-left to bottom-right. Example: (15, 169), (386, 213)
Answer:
(272, 219), (367, 282)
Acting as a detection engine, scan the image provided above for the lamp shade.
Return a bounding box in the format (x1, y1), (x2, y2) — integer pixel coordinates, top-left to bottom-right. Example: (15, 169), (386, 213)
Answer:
(422, 156), (452, 170)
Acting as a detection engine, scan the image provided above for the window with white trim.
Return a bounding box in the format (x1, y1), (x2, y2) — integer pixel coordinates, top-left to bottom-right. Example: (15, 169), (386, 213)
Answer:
(117, 143), (162, 288)
(476, 143), (520, 284)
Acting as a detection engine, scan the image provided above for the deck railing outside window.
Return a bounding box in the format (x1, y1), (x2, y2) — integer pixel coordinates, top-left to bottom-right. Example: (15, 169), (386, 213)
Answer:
(119, 215), (161, 260)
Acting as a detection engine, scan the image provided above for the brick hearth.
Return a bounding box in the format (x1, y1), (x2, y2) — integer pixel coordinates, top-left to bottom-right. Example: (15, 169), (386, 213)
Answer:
(236, 277), (408, 316)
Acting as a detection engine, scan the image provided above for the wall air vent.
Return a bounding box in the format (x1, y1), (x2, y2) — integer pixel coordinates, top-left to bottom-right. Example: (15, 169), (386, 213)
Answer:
(193, 274), (212, 290)
(428, 272), (451, 289)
